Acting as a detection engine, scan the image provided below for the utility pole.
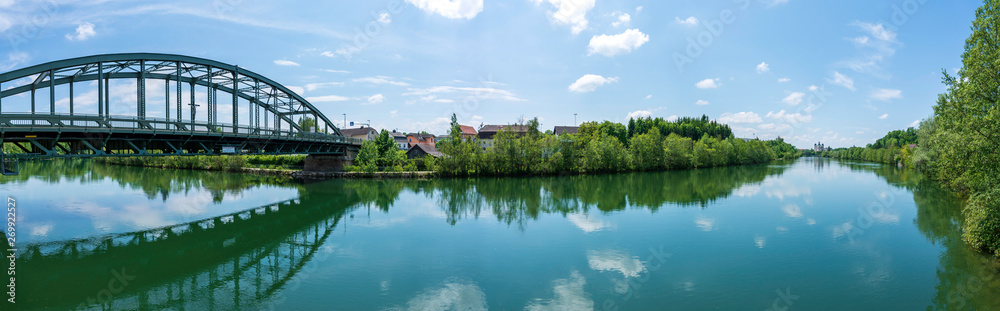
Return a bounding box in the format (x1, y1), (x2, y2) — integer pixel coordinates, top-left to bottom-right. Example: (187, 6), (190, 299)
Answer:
(343, 113), (346, 129)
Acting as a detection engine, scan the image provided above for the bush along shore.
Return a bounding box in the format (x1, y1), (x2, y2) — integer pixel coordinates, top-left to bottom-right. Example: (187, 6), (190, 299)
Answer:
(814, 1), (1000, 261)
(432, 114), (800, 177)
(95, 155), (307, 172)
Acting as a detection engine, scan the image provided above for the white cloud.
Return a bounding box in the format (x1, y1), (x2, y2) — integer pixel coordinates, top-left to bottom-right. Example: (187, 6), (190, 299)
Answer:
(870, 89), (902, 101)
(756, 62), (770, 73)
(306, 95), (351, 103)
(0, 52), (29, 72)
(783, 204), (803, 218)
(367, 94), (385, 105)
(304, 82), (344, 91)
(273, 60), (300, 66)
(766, 110), (813, 123)
(695, 100), (710, 106)
(644, 95), (653, 100)
(675, 16), (698, 26)
(405, 0), (484, 19)
(844, 22), (901, 76)
(878, 113), (889, 120)
(719, 112), (763, 124)
(636, 6), (643, 13)
(778, 78), (791, 83)
(286, 86), (305, 95)
(852, 21), (897, 42)
(829, 71), (855, 91)
(320, 69), (351, 74)
(611, 11), (630, 27)
(808, 85), (819, 91)
(755, 236), (767, 248)
(782, 92), (805, 106)
(666, 115), (679, 122)
(695, 78), (720, 89)
(378, 12), (392, 24)
(352, 76), (410, 86)
(567, 214), (614, 233)
(525, 271), (593, 311)
(404, 86), (525, 102)
(533, 0), (596, 34)
(908, 120), (921, 128)
(400, 281), (487, 310)
(627, 110), (652, 119)
(695, 216), (716, 231)
(587, 250), (647, 278)
(588, 29), (649, 57)
(569, 74), (618, 93)
(65, 22), (97, 41)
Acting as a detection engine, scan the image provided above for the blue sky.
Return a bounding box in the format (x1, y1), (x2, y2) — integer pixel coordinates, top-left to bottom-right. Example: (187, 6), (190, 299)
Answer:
(0, 0), (984, 148)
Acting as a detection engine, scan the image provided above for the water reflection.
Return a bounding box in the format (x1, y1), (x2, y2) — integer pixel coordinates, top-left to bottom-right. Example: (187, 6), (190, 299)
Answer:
(10, 158), (1000, 310)
(843, 161), (1000, 309)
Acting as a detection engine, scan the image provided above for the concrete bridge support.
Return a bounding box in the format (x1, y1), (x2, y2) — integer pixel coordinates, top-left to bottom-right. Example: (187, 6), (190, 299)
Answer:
(303, 149), (358, 172)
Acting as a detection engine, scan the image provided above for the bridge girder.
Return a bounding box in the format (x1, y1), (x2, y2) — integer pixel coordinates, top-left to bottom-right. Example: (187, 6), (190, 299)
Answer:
(0, 53), (343, 137)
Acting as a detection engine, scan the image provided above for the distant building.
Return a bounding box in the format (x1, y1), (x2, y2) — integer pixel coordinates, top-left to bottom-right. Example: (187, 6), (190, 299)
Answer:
(460, 125), (478, 139)
(553, 126), (579, 136)
(814, 142), (826, 152)
(406, 144), (443, 159)
(407, 133), (437, 148)
(478, 125), (529, 148)
(341, 127), (379, 142)
(390, 130), (409, 150)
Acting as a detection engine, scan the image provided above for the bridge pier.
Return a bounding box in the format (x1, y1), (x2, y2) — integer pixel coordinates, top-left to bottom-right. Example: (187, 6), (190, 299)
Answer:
(303, 150), (357, 172)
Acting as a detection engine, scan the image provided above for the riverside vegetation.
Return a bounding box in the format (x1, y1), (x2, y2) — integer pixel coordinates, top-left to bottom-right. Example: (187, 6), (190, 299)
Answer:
(816, 0), (1000, 260)
(433, 114), (800, 177)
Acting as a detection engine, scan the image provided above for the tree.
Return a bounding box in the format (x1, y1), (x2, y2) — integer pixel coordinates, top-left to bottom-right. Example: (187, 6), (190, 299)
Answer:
(354, 141), (379, 173)
(934, 0), (1000, 193)
(297, 117), (316, 132)
(375, 129), (396, 166)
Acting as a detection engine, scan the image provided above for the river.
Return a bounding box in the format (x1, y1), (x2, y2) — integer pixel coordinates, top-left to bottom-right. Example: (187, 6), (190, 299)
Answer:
(3, 157), (998, 310)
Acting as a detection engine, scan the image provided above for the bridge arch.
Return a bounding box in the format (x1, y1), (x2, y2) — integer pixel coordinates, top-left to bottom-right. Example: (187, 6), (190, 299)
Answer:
(0, 53), (359, 157)
(0, 53), (341, 135)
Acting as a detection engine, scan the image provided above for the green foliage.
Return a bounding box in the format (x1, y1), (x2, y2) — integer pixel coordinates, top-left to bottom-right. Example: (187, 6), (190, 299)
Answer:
(765, 137), (801, 159)
(869, 128), (919, 149)
(353, 141), (379, 173)
(435, 116), (786, 177)
(96, 155), (254, 171)
(962, 189), (1000, 257)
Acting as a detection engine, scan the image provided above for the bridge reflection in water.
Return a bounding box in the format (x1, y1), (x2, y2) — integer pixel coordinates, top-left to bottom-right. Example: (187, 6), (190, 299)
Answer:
(18, 181), (359, 310)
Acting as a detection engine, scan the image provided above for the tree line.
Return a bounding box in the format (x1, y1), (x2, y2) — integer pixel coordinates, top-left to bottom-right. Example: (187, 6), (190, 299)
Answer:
(435, 114), (799, 177)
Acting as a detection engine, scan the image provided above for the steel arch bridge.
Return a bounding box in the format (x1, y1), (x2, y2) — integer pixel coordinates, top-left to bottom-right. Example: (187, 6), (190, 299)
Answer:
(0, 53), (360, 160)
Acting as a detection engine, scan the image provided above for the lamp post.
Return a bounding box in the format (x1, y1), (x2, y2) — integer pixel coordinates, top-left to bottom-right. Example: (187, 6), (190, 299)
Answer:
(574, 113), (578, 125)
(343, 113), (346, 129)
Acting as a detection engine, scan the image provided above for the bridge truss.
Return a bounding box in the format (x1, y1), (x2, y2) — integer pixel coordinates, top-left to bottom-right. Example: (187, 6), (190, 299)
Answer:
(0, 53), (360, 158)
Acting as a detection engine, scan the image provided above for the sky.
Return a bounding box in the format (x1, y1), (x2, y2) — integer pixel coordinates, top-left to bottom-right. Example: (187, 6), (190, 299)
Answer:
(0, 0), (985, 148)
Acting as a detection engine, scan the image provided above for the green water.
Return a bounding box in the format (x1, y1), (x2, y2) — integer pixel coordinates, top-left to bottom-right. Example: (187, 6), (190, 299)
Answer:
(3, 158), (998, 310)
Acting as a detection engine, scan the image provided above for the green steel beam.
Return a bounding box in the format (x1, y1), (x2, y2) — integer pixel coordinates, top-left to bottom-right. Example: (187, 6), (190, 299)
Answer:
(0, 53), (343, 136)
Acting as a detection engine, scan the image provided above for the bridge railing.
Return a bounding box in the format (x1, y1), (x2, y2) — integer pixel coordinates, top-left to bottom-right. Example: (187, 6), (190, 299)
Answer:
(0, 113), (363, 145)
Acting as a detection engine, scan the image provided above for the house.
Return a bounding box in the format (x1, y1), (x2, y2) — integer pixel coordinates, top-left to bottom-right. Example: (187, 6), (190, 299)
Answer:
(460, 125), (478, 139)
(390, 130), (409, 150)
(406, 144), (443, 159)
(478, 125), (529, 148)
(407, 133), (437, 148)
(813, 142), (826, 152)
(341, 127), (379, 141)
(552, 126), (579, 136)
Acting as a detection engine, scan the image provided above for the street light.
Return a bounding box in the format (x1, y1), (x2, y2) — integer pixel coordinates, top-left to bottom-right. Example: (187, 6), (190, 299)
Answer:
(574, 113), (578, 125)
(343, 113), (346, 129)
